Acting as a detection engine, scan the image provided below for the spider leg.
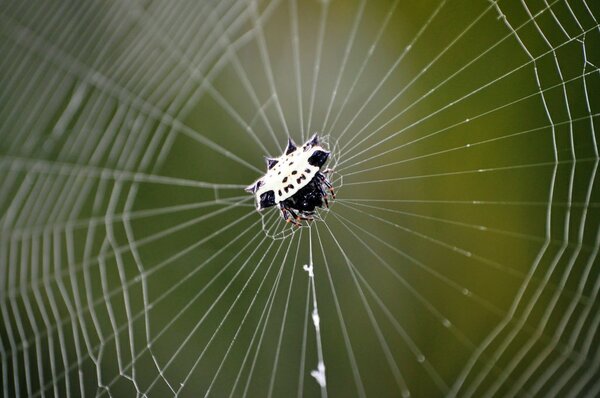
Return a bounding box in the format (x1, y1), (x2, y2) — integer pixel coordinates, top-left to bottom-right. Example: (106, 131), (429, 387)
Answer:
(279, 204), (289, 221)
(287, 208), (303, 226)
(298, 210), (315, 221)
(280, 203), (301, 227)
(319, 175), (336, 199)
(315, 184), (329, 208)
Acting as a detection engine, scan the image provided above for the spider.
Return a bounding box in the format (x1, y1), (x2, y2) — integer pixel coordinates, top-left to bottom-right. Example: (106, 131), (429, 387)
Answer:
(245, 134), (335, 227)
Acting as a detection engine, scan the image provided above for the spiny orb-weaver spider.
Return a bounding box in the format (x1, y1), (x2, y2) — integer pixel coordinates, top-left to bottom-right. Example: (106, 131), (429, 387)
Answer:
(245, 134), (335, 227)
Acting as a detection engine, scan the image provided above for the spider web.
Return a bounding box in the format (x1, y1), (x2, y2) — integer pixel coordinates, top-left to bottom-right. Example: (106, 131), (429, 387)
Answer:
(1, 0), (599, 397)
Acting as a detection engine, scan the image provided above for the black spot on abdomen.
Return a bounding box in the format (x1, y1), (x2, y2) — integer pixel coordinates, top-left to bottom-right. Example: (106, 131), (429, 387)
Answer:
(296, 174), (307, 184)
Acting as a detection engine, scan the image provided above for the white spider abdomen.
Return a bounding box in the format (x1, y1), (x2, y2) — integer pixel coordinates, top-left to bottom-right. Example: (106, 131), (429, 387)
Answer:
(246, 134), (330, 210)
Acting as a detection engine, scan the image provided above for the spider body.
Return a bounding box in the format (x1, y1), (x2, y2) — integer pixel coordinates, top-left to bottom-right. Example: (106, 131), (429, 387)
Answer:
(246, 134), (334, 226)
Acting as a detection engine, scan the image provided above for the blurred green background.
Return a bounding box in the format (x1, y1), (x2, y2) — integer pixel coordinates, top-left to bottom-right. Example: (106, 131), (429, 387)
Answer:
(1, 0), (599, 397)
